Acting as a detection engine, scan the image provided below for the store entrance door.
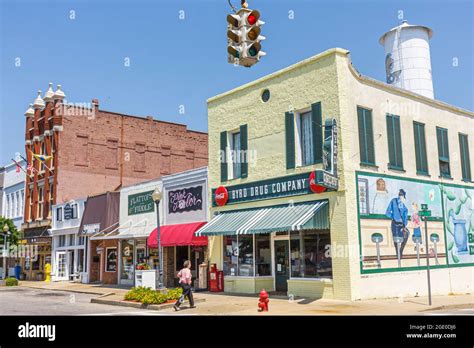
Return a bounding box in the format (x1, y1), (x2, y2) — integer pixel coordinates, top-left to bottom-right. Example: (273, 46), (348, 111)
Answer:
(274, 240), (289, 292)
(56, 252), (68, 281)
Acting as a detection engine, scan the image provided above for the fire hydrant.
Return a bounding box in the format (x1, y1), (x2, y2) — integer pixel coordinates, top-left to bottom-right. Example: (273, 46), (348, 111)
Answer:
(44, 263), (51, 282)
(258, 289), (269, 312)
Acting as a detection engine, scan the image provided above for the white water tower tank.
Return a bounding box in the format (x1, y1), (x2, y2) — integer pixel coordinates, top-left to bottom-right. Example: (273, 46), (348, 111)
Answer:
(379, 20), (434, 99)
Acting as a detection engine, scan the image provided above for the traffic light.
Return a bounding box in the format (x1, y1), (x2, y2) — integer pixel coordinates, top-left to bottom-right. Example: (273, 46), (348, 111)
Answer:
(227, 8), (266, 67)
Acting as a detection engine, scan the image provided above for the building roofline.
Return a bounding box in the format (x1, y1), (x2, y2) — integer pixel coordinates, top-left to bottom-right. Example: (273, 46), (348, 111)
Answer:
(99, 109), (208, 135)
(207, 48), (349, 103)
(208, 47), (473, 118)
(344, 52), (474, 117)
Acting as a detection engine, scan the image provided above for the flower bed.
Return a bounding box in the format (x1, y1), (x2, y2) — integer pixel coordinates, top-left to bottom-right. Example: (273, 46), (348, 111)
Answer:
(124, 286), (183, 305)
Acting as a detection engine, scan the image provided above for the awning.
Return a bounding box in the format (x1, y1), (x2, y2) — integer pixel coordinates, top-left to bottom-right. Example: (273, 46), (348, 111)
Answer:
(148, 221), (208, 248)
(195, 201), (328, 236)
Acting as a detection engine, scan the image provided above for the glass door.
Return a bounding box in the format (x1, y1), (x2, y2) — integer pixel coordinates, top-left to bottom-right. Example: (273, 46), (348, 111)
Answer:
(120, 240), (134, 285)
(274, 240), (289, 292)
(56, 252), (68, 281)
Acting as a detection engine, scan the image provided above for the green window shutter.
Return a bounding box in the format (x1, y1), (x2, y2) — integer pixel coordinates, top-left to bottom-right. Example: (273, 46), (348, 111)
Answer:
(357, 107), (375, 165)
(220, 131), (228, 182)
(285, 112), (295, 169)
(240, 124), (248, 178)
(437, 127), (450, 177)
(459, 133), (471, 181)
(386, 114), (403, 170)
(311, 102), (323, 164)
(413, 122), (428, 174)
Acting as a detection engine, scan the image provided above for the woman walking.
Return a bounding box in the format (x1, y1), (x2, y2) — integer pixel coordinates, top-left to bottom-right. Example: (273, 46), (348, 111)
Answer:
(174, 260), (195, 311)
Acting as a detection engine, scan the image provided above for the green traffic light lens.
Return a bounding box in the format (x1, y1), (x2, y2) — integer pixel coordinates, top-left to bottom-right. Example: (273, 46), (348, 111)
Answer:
(249, 47), (257, 57)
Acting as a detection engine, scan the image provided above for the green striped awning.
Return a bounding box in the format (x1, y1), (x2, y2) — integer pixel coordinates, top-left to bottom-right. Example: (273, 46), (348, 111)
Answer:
(195, 201), (328, 236)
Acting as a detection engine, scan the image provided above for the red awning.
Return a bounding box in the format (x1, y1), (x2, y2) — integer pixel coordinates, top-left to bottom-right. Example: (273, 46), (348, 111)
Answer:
(147, 221), (208, 248)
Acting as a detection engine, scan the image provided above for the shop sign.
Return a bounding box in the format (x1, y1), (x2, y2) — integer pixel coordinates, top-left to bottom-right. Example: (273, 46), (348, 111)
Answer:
(64, 203), (73, 220)
(212, 171), (337, 207)
(314, 170), (339, 191)
(105, 248), (117, 272)
(168, 186), (203, 214)
(128, 190), (154, 216)
(82, 223), (100, 235)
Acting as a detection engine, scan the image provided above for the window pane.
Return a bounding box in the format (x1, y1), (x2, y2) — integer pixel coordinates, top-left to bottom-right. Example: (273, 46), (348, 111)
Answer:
(358, 107), (375, 165)
(255, 234), (271, 276)
(223, 235), (238, 276)
(232, 132), (241, 178)
(290, 230), (332, 278)
(238, 235), (254, 276)
(300, 112), (314, 166)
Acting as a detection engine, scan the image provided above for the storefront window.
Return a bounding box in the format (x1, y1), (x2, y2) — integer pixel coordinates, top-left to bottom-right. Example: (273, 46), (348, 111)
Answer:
(120, 240), (134, 280)
(290, 230), (332, 278)
(223, 235), (238, 276)
(255, 234), (271, 276)
(238, 235), (254, 276)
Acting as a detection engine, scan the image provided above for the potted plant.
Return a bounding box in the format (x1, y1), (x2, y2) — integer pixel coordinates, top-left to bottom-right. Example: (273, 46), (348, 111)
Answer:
(36, 272), (44, 281)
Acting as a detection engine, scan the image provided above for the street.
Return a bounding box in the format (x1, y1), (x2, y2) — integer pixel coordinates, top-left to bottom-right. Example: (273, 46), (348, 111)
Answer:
(0, 287), (164, 316)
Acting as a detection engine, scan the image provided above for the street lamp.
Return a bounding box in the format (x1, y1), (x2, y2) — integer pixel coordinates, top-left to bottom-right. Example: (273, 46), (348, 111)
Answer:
(1, 224), (11, 280)
(152, 187), (164, 290)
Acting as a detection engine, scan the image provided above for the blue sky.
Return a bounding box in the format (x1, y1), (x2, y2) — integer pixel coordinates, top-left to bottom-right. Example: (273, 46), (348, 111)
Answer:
(1, 0), (472, 164)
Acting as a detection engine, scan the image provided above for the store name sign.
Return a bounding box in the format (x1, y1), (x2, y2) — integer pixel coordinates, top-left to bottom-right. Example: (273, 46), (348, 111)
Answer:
(168, 186), (203, 214)
(128, 190), (155, 216)
(213, 171), (337, 207)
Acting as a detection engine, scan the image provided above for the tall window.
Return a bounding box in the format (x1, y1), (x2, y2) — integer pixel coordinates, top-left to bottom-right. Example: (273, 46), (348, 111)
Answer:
(436, 127), (451, 178)
(58, 235), (66, 247)
(386, 114), (404, 170)
(5, 194), (10, 218)
(413, 122), (429, 175)
(290, 230), (332, 278)
(15, 191), (20, 217)
(71, 203), (78, 219)
(38, 187), (44, 219)
(299, 111), (314, 166)
(223, 235), (238, 276)
(56, 207), (63, 221)
(357, 107), (376, 166)
(255, 234), (271, 276)
(459, 133), (471, 182)
(237, 235), (254, 276)
(231, 132), (241, 179)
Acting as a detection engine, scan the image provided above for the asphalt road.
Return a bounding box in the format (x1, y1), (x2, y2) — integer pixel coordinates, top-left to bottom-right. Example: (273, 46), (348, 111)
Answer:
(0, 287), (165, 316)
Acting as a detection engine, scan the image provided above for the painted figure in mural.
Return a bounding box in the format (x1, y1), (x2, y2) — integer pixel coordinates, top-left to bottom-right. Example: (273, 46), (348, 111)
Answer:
(385, 189), (410, 258)
(411, 202), (423, 252)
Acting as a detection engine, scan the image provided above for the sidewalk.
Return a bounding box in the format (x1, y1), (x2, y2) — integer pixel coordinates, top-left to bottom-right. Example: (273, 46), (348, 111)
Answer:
(19, 280), (131, 296)
(18, 281), (472, 315)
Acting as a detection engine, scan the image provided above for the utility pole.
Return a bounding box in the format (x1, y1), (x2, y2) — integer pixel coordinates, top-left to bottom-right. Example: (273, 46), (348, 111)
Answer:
(420, 204), (432, 306)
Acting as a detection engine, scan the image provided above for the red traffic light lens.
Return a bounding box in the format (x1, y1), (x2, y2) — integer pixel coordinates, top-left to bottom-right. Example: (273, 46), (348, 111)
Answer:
(247, 14), (257, 25)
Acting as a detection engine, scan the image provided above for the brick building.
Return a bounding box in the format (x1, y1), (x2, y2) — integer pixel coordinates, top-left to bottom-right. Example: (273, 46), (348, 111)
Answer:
(21, 83), (208, 280)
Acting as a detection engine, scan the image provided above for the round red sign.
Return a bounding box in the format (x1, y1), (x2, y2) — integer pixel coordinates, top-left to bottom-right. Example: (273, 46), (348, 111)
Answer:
(215, 186), (229, 206)
(309, 171), (326, 194)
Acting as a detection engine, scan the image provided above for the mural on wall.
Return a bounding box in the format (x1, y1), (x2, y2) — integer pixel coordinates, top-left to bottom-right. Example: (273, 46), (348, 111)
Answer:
(357, 173), (447, 271)
(440, 185), (474, 265)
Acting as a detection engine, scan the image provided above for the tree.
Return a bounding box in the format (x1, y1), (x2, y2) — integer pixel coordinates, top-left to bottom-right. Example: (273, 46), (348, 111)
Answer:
(0, 216), (20, 247)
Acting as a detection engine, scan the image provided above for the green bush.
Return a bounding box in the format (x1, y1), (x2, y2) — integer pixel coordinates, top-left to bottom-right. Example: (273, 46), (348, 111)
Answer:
(124, 286), (183, 305)
(5, 277), (18, 286)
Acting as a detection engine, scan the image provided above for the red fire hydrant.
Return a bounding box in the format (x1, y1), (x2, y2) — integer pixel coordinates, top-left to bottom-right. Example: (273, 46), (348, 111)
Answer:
(258, 289), (269, 312)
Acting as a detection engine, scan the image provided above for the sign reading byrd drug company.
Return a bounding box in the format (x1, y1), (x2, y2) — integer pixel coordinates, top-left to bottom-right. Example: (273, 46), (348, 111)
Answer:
(128, 190), (155, 215)
(213, 171), (338, 207)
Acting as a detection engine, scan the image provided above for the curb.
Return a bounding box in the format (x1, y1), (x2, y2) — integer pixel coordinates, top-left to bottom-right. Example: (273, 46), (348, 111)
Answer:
(421, 303), (474, 312)
(91, 295), (206, 311)
(19, 284), (117, 296)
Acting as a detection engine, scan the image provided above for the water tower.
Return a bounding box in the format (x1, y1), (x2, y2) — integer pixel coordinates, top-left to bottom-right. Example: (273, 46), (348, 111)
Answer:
(379, 20), (434, 99)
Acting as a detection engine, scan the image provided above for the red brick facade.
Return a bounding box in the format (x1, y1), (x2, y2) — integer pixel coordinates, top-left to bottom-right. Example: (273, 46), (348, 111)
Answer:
(23, 90), (208, 229)
(56, 100), (208, 203)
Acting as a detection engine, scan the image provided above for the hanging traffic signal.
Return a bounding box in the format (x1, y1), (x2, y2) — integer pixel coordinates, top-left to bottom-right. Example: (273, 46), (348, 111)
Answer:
(227, 8), (265, 67)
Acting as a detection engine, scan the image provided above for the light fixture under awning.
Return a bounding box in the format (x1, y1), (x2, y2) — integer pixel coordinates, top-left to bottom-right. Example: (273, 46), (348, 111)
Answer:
(195, 200), (328, 236)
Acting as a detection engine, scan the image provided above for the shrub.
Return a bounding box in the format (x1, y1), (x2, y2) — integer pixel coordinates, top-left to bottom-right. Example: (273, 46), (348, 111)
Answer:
(124, 286), (183, 305)
(5, 277), (18, 286)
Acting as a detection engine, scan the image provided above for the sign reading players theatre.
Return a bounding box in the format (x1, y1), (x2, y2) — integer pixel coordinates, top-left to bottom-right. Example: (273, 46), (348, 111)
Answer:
(213, 170), (338, 207)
